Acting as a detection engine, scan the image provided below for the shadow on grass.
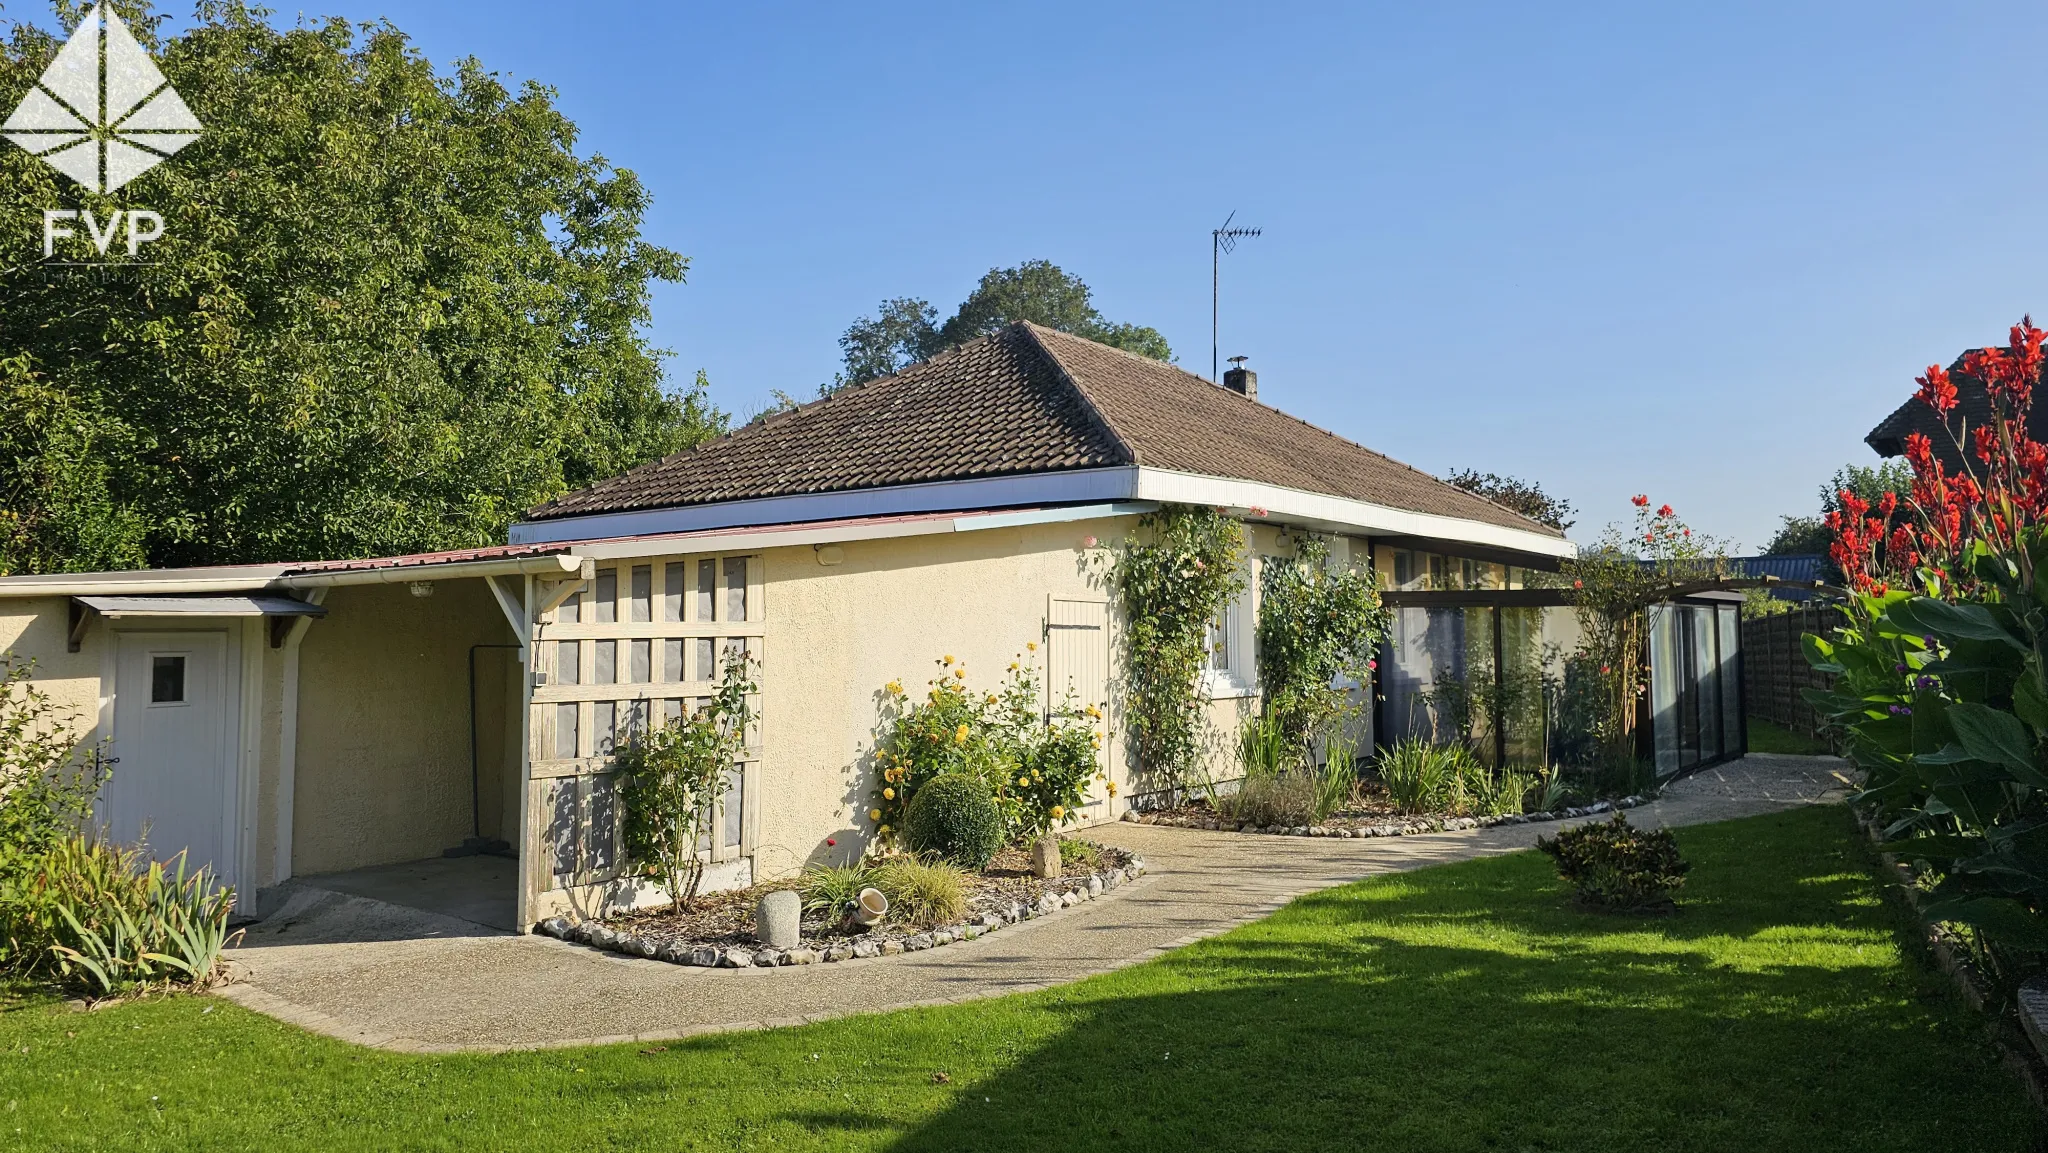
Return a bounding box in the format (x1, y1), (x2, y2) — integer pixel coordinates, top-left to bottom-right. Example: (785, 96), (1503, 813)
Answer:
(865, 807), (2038, 1153)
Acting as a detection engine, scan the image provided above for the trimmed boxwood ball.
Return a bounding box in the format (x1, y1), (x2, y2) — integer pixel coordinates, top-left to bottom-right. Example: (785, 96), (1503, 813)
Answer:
(903, 773), (1004, 870)
(1537, 813), (1689, 909)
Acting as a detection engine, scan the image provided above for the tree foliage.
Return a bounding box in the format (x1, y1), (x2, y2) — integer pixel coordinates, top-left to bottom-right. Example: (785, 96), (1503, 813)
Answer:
(829, 260), (1170, 392)
(1443, 469), (1577, 532)
(0, 2), (723, 574)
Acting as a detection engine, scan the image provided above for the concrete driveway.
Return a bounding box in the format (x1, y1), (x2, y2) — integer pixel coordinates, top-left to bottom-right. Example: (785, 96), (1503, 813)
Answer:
(218, 753), (1850, 1052)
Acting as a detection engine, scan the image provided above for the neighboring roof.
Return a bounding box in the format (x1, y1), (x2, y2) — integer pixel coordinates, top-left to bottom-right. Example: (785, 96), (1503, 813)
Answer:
(1865, 350), (2048, 463)
(524, 323), (1562, 540)
(1730, 554), (1829, 602)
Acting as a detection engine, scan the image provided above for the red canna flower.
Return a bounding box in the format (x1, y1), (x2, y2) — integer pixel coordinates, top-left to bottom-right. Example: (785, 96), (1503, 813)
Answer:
(1915, 364), (1958, 414)
(1656, 504), (1674, 518)
(1631, 494), (1649, 507)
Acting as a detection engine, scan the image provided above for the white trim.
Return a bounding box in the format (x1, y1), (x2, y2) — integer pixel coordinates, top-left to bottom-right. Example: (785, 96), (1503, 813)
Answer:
(508, 468), (1142, 545)
(511, 468), (1571, 559)
(0, 554), (582, 599)
(1130, 469), (1577, 559)
(554, 503), (1155, 563)
(272, 587), (324, 888)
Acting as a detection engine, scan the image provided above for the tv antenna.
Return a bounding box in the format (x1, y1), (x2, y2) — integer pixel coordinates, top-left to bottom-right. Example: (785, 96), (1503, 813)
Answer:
(1212, 211), (1261, 381)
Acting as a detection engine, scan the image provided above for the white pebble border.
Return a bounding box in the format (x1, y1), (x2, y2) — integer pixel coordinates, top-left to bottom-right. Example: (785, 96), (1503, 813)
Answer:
(1124, 796), (1650, 838)
(533, 855), (1146, 970)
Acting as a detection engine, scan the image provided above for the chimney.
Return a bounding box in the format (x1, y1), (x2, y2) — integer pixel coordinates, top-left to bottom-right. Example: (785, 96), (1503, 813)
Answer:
(1223, 356), (1257, 401)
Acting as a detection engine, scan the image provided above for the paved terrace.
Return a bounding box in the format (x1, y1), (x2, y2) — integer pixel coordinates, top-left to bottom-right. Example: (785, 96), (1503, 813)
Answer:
(219, 753), (1851, 1052)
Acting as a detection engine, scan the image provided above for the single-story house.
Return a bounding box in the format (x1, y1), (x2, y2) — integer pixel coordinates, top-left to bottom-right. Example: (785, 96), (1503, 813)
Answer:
(1, 321), (1666, 931)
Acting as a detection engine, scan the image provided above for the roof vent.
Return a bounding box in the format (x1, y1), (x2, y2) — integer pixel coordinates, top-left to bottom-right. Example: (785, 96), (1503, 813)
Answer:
(1223, 356), (1257, 401)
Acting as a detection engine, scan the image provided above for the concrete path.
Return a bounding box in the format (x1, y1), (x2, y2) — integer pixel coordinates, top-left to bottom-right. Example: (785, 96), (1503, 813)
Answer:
(218, 754), (1850, 1052)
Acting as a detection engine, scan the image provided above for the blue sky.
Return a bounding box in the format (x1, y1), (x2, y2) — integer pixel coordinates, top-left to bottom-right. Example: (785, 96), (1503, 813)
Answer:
(100, 3), (2048, 546)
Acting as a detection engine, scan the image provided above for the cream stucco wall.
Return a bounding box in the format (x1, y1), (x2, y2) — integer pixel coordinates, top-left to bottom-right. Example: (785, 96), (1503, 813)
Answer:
(746, 517), (1136, 879)
(0, 597), (105, 746)
(291, 579), (520, 876)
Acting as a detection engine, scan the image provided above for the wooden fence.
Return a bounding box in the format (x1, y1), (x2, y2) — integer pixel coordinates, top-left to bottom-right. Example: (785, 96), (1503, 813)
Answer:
(1741, 605), (1838, 737)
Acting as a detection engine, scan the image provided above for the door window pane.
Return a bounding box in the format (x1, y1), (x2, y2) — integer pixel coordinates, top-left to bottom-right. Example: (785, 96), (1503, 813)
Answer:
(150, 655), (186, 704)
(594, 569), (617, 624)
(663, 562), (683, 622)
(556, 640), (579, 686)
(724, 557), (748, 621)
(631, 565), (652, 623)
(697, 559), (716, 621)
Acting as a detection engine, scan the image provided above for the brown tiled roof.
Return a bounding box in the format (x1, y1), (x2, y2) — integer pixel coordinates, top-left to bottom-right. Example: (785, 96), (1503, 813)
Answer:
(525, 323), (1562, 538)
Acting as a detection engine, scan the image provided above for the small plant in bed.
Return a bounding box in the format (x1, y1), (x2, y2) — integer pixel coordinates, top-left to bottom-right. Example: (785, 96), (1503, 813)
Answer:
(1538, 813), (1689, 912)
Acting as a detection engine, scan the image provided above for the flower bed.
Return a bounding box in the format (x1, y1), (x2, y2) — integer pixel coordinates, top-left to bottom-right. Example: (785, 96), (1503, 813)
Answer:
(535, 841), (1144, 968)
(1127, 795), (1650, 838)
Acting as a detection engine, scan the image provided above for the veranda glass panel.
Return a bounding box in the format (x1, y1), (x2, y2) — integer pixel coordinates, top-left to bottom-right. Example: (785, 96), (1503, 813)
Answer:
(631, 565), (652, 623)
(556, 640), (579, 685)
(630, 638), (651, 683)
(547, 780), (577, 879)
(594, 569), (617, 623)
(559, 591), (580, 624)
(697, 559), (716, 620)
(1380, 606), (1480, 747)
(1718, 607), (1743, 756)
(1690, 605), (1720, 761)
(725, 557), (749, 621)
(587, 776), (618, 874)
(663, 563), (683, 622)
(594, 639), (616, 684)
(594, 701), (617, 755)
(1499, 607), (1546, 766)
(1648, 606), (1681, 775)
(554, 703), (579, 759)
(694, 637), (715, 681)
(723, 763), (744, 848)
(663, 638), (684, 683)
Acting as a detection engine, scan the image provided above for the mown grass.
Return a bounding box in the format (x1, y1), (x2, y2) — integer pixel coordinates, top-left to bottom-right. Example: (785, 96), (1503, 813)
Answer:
(2, 806), (2035, 1151)
(1747, 718), (1835, 756)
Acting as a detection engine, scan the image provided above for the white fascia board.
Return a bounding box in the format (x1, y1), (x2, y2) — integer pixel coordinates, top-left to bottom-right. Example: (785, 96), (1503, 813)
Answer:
(560, 502), (1157, 563)
(1132, 468), (1578, 560)
(0, 564), (294, 598)
(507, 467), (1141, 546)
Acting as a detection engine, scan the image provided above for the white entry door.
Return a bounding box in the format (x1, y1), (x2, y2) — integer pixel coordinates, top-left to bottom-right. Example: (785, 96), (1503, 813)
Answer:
(106, 631), (237, 889)
(1047, 597), (1112, 820)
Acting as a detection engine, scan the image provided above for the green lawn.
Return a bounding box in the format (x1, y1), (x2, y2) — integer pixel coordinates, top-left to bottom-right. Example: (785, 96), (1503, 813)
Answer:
(3, 806), (2035, 1151)
(1747, 718), (1835, 756)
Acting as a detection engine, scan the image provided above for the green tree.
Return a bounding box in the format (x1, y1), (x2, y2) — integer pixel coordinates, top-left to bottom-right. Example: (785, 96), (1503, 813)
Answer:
(829, 260), (1170, 392)
(1443, 469), (1577, 532)
(0, 2), (723, 574)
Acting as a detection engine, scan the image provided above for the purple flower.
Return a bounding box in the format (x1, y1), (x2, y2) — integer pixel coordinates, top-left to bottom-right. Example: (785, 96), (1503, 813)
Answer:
(1894, 662), (1909, 673)
(1886, 704), (1914, 716)
(1923, 635), (1939, 648)
(1915, 675), (1937, 689)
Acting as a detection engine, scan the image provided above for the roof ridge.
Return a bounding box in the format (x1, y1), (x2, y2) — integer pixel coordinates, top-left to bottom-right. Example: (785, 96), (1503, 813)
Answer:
(1014, 322), (1138, 466)
(1024, 324), (1563, 538)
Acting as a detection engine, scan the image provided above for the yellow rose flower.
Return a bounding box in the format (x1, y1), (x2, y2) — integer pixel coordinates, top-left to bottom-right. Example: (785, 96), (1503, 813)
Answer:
(1026, 641), (1037, 652)
(1107, 782), (1118, 797)
(869, 808), (882, 821)
(1050, 805), (1064, 819)
(954, 667), (966, 680)
(883, 787), (895, 800)
(954, 723), (970, 744)
(1008, 661), (1019, 671)
(943, 654), (955, 665)
(878, 824), (890, 835)
(886, 680), (903, 695)
(1018, 776), (1029, 787)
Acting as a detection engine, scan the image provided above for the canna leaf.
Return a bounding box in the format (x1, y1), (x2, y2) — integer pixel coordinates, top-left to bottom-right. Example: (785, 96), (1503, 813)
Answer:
(1945, 702), (2048, 788)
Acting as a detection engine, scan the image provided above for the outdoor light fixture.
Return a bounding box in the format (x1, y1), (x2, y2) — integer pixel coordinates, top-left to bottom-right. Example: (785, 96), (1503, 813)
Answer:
(407, 581), (435, 598)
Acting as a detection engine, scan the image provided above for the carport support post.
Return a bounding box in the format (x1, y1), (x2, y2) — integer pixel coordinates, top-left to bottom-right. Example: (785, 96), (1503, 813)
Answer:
(515, 573), (536, 932)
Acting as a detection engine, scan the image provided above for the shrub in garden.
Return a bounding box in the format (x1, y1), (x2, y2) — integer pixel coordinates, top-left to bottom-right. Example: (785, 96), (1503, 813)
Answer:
(617, 651), (755, 909)
(1804, 317), (2048, 967)
(902, 773), (1005, 869)
(1255, 534), (1387, 759)
(1375, 738), (1457, 813)
(870, 653), (1103, 845)
(798, 863), (871, 923)
(30, 837), (237, 996)
(870, 856), (967, 929)
(1537, 814), (1688, 909)
(1223, 772), (1319, 828)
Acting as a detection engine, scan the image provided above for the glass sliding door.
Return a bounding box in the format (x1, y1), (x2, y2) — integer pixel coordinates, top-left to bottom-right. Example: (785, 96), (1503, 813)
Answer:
(1648, 605), (1681, 776)
(1718, 606), (1744, 757)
